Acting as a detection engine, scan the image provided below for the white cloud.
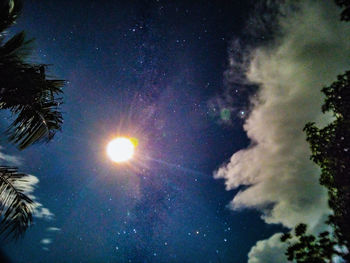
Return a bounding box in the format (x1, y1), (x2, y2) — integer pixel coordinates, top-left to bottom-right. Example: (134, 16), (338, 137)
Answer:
(215, 0), (350, 262)
(33, 205), (55, 220)
(47, 227), (61, 232)
(0, 146), (22, 166)
(248, 234), (288, 263)
(40, 238), (52, 245)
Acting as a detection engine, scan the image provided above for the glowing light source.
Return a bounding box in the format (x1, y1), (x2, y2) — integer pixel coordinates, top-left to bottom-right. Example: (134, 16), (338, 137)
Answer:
(107, 137), (136, 163)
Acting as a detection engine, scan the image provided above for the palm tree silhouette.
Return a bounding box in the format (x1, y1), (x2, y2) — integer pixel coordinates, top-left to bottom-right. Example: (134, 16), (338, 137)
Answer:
(0, 2), (64, 149)
(0, 0), (64, 239)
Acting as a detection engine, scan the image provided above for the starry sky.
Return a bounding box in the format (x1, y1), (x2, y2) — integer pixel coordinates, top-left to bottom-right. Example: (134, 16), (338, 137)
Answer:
(2, 0), (349, 262)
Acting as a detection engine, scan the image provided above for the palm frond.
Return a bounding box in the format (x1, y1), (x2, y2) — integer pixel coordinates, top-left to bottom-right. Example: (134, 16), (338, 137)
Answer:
(0, 31), (33, 59)
(0, 166), (34, 240)
(0, 1), (65, 150)
(0, 38), (64, 149)
(6, 94), (63, 149)
(0, 0), (22, 33)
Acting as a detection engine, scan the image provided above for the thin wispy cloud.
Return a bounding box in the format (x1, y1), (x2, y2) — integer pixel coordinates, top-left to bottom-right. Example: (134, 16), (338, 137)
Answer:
(215, 0), (350, 262)
(33, 206), (54, 220)
(207, 40), (254, 125)
(40, 238), (52, 245)
(47, 227), (61, 232)
(0, 146), (22, 166)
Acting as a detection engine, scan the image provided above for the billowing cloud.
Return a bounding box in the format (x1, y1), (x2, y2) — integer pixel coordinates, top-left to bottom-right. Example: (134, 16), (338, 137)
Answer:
(215, 0), (350, 262)
(248, 234), (287, 263)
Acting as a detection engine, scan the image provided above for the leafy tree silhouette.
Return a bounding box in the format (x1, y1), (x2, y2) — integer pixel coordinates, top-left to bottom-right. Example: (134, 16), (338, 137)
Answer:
(281, 2), (350, 261)
(281, 70), (350, 262)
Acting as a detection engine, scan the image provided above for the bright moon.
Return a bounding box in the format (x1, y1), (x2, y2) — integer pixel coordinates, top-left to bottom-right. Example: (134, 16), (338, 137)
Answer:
(107, 137), (135, 163)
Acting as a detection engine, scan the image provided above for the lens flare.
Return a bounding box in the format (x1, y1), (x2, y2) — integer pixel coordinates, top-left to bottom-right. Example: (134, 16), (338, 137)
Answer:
(107, 137), (136, 163)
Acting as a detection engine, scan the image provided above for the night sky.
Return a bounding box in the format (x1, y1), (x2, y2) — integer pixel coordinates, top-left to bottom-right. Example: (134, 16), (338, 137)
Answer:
(2, 0), (348, 262)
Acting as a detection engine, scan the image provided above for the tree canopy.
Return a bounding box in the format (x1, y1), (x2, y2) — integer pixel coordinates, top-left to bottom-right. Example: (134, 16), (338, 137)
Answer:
(281, 1), (350, 260)
(281, 71), (350, 262)
(304, 71), (350, 260)
(281, 224), (341, 263)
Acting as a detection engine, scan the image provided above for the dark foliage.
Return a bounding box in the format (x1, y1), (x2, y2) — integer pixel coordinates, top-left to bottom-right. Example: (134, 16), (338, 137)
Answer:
(281, 224), (341, 263)
(0, 2), (64, 149)
(281, 5), (350, 261)
(281, 71), (350, 262)
(0, 0), (64, 240)
(304, 71), (350, 260)
(0, 167), (34, 240)
(335, 0), (350, 21)
(0, 0), (22, 33)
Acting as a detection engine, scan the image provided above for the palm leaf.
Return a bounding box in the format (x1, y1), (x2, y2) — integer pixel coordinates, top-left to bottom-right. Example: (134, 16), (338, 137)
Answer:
(0, 166), (34, 240)
(0, 31), (64, 150)
(0, 0), (22, 34)
(6, 95), (63, 149)
(0, 31), (33, 59)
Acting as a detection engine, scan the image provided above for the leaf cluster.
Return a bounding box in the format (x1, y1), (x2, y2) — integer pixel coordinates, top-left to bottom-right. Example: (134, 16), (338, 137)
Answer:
(281, 1), (350, 262)
(0, 167), (34, 240)
(304, 71), (350, 253)
(0, 30), (64, 149)
(281, 224), (341, 263)
(282, 70), (350, 262)
(0, 0), (22, 33)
